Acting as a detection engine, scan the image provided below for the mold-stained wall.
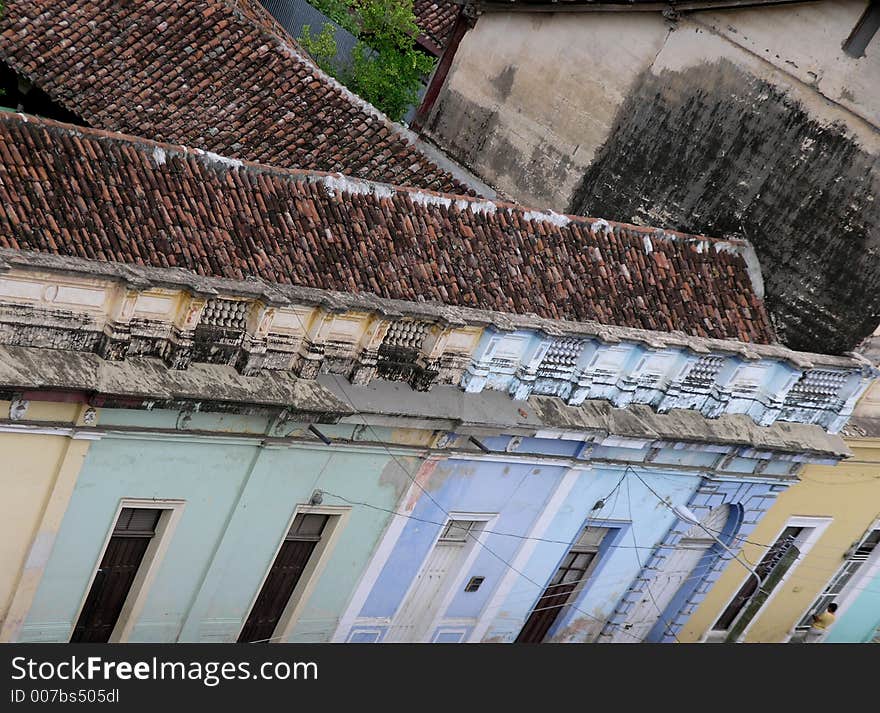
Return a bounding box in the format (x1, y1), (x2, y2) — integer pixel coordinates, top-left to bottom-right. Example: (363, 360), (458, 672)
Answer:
(424, 11), (668, 208)
(424, 1), (880, 354)
(12, 409), (415, 643)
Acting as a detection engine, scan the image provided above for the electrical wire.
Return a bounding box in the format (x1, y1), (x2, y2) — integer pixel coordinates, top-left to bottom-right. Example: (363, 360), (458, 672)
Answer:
(325, 480), (880, 626)
(625, 464), (776, 598)
(320, 490), (661, 549)
(275, 310), (650, 642)
(246, 500), (880, 645)
(623, 469), (682, 642)
(326, 373), (646, 642)
(619, 466), (880, 600)
(642, 484), (880, 562)
(319, 482), (874, 567)
(303, 380), (876, 563)
(262, 305), (880, 642)
(323, 472), (880, 630)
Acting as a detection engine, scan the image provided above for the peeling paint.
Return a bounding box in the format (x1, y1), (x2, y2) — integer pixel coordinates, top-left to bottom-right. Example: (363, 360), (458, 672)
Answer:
(404, 458), (441, 511)
(519, 209), (572, 228)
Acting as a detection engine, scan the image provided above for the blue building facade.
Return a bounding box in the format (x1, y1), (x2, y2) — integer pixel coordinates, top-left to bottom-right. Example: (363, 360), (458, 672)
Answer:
(333, 426), (810, 643)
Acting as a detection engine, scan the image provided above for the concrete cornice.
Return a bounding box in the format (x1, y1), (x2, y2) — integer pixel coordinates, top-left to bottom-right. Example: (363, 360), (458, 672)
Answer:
(0, 344), (850, 459)
(0, 249), (874, 435)
(0, 248), (863, 370)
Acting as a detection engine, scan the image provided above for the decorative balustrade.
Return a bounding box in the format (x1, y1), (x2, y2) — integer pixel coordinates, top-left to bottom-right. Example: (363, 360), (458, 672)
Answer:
(0, 250), (873, 433)
(462, 328), (872, 433)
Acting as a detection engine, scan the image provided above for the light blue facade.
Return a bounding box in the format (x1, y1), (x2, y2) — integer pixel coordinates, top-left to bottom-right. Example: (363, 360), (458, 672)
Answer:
(602, 477), (781, 643)
(17, 409), (414, 643)
(336, 431), (790, 643)
(460, 327), (871, 432)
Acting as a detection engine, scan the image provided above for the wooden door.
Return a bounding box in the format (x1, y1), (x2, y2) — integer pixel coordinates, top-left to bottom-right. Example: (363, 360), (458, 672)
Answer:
(515, 526), (607, 643)
(238, 513), (328, 643)
(70, 508), (161, 643)
(386, 542), (464, 642)
(515, 550), (596, 643)
(386, 519), (481, 642)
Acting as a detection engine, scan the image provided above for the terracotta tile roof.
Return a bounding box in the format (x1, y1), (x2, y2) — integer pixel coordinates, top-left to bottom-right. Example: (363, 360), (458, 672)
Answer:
(0, 0), (472, 194)
(414, 0), (461, 55)
(0, 112), (775, 343)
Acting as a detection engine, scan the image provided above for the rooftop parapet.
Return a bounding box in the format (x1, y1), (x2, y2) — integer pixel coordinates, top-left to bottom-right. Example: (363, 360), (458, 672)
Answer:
(0, 249), (872, 433)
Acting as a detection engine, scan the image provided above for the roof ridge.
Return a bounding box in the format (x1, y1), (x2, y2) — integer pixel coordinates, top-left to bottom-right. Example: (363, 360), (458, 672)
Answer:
(0, 109), (751, 250)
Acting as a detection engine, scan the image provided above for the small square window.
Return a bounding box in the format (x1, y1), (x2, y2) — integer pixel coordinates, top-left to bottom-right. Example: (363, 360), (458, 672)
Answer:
(572, 526), (606, 551)
(439, 519), (477, 542)
(465, 576), (485, 592)
(287, 513), (329, 540)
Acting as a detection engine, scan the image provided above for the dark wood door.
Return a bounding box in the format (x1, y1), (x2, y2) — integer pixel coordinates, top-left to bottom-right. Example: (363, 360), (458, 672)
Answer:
(70, 536), (152, 643)
(237, 538), (318, 643)
(515, 550), (597, 643)
(71, 507), (162, 643)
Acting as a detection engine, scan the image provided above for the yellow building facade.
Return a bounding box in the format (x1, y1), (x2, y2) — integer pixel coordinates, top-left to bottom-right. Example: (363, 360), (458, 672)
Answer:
(0, 400), (97, 640)
(680, 380), (880, 643)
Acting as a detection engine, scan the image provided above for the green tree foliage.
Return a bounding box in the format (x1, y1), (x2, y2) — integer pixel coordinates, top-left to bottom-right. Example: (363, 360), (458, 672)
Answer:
(298, 0), (435, 122)
(298, 23), (340, 72)
(306, 0), (358, 33)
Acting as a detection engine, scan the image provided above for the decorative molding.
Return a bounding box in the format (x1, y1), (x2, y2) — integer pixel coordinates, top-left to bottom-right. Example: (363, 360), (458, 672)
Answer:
(0, 256), (873, 432)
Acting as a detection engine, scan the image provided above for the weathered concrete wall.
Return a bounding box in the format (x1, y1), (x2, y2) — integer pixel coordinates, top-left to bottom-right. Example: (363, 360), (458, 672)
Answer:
(1, 254), (872, 433)
(692, 2), (880, 125)
(424, 1), (880, 354)
(572, 19), (880, 355)
(425, 12), (669, 207)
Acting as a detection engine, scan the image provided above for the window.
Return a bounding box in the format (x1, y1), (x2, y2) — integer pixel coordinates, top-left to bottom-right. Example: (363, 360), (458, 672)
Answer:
(464, 576), (485, 593)
(439, 519), (479, 543)
(843, 1), (880, 58)
(515, 526), (608, 643)
(792, 527), (880, 641)
(710, 524), (814, 642)
(71, 508), (163, 643)
(238, 513), (330, 643)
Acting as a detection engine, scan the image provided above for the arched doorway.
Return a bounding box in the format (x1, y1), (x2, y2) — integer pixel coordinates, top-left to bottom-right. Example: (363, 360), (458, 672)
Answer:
(613, 504), (734, 642)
